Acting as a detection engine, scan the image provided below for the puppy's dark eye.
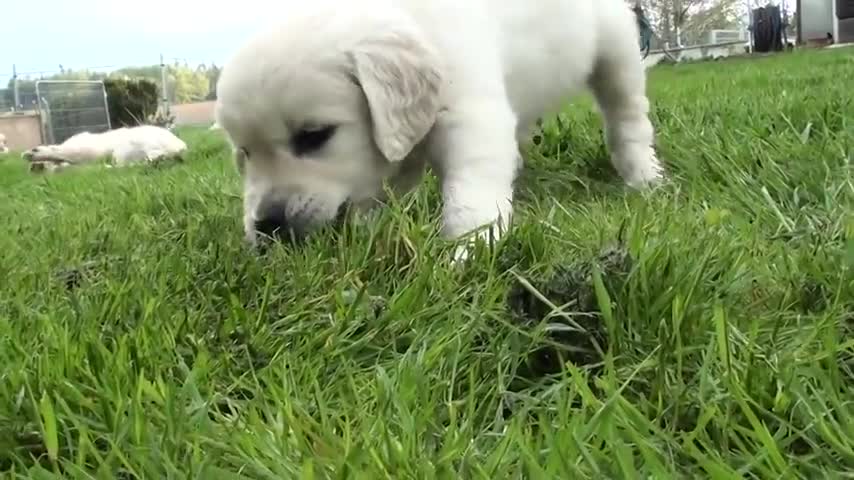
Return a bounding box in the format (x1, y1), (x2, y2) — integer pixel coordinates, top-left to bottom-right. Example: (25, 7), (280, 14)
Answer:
(292, 126), (336, 156)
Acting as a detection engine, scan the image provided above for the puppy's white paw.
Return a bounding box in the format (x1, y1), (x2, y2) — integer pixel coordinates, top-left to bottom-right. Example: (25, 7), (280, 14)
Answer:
(448, 227), (504, 266)
(441, 190), (513, 267)
(618, 148), (664, 190)
(451, 243), (472, 265)
(350, 208), (382, 227)
(624, 165), (664, 189)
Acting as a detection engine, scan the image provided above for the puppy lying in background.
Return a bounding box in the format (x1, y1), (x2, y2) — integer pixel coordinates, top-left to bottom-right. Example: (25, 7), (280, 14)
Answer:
(215, 0), (663, 257)
(23, 125), (187, 173)
(0, 133), (9, 154)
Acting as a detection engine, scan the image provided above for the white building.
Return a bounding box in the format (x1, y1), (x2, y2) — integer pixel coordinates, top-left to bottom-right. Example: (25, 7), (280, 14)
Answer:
(797, 0), (854, 44)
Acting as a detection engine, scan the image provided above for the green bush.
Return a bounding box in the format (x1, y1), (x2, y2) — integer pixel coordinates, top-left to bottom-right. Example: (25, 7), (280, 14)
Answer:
(103, 78), (159, 128)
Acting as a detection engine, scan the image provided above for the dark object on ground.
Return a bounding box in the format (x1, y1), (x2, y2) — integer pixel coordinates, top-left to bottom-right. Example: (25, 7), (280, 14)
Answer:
(752, 5), (785, 53)
(507, 245), (632, 380)
(28, 161), (71, 174)
(148, 153), (185, 169)
(56, 260), (100, 291)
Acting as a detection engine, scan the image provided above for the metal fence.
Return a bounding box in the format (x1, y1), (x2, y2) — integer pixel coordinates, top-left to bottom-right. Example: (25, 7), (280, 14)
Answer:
(643, 25), (752, 52)
(0, 87), (38, 112)
(35, 80), (111, 145)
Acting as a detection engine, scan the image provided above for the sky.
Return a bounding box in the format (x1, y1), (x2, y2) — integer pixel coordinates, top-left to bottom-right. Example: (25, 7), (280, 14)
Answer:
(1, 0), (283, 82)
(2, 0), (796, 83)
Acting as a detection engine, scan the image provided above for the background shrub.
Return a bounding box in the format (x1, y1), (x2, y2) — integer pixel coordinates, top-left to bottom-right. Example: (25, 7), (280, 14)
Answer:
(104, 78), (159, 128)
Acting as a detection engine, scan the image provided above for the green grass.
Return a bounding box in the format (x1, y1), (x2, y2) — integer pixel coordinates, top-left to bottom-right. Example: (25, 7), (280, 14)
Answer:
(1, 49), (853, 478)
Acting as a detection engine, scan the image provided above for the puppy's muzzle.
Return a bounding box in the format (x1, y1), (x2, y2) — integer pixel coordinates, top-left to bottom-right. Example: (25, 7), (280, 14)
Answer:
(254, 199), (310, 245)
(254, 199), (351, 246)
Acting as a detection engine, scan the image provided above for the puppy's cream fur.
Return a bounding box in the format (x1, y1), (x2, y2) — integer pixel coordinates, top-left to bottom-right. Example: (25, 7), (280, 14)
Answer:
(0, 133), (8, 154)
(23, 125), (187, 167)
(216, 0), (663, 252)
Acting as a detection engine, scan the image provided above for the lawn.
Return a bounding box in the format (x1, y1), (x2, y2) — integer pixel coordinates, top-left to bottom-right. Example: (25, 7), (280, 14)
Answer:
(0, 49), (852, 478)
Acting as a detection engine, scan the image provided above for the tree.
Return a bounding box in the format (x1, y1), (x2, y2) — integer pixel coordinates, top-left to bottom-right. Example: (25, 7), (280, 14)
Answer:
(50, 69), (105, 81)
(168, 66), (209, 103)
(113, 64), (211, 103)
(634, 0), (741, 47)
(5, 62), (218, 111)
(205, 65), (221, 100)
(111, 66), (161, 81)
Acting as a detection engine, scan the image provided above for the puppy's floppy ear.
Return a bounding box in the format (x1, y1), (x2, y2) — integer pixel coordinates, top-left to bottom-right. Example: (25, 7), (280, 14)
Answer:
(350, 29), (443, 163)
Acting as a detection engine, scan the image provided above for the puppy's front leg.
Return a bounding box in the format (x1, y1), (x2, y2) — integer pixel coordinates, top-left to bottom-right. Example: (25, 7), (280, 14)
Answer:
(432, 100), (520, 261)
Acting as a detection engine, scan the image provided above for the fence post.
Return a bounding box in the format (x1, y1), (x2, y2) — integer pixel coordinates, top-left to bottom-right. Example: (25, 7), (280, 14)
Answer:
(746, 0), (755, 53)
(12, 64), (20, 112)
(102, 80), (112, 130)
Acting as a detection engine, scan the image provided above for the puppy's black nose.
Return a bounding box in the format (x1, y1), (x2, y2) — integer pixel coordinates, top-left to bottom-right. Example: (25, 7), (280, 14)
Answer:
(254, 201), (306, 244)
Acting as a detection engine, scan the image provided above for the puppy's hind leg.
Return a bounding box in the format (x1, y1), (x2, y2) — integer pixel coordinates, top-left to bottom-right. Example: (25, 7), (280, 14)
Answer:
(589, 15), (663, 188)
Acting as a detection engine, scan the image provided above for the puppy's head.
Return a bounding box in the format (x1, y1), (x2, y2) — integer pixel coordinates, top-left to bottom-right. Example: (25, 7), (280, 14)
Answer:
(23, 146), (74, 165)
(22, 146), (55, 162)
(215, 2), (443, 246)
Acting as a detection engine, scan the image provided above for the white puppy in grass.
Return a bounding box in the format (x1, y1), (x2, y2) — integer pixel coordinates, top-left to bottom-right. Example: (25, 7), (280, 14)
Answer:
(215, 0), (663, 258)
(23, 125), (187, 172)
(0, 133), (9, 153)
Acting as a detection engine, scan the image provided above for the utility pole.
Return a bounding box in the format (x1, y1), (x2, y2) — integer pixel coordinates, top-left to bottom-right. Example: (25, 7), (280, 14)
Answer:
(160, 54), (169, 115)
(12, 64), (20, 111)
